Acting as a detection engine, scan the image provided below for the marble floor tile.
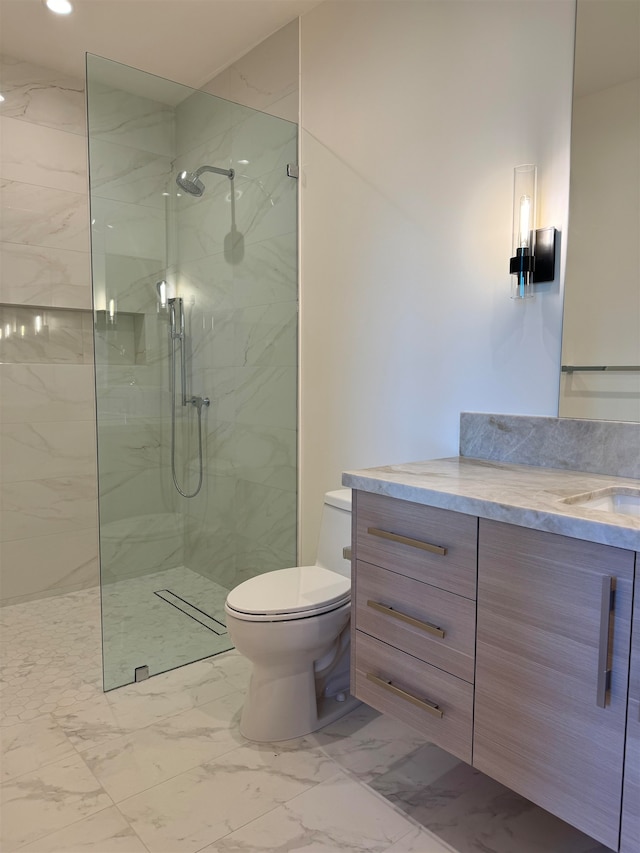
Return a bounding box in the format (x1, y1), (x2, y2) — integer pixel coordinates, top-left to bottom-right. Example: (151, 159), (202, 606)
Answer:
(83, 691), (244, 801)
(0, 579), (615, 853)
(117, 738), (340, 853)
(0, 753), (113, 851)
(53, 659), (242, 753)
(0, 714), (76, 782)
(207, 769), (417, 853)
(369, 757), (610, 853)
(308, 702), (443, 783)
(17, 806), (148, 853)
(383, 827), (458, 853)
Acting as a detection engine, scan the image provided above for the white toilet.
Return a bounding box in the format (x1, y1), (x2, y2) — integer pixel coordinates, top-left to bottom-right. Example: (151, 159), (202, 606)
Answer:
(224, 489), (360, 742)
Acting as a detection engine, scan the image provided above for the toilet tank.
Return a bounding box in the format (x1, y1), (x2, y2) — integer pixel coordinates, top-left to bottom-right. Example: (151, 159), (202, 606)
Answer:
(315, 489), (352, 578)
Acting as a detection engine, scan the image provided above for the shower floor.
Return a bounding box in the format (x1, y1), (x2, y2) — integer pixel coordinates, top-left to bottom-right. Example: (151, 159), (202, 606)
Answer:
(0, 566), (232, 725)
(101, 565), (233, 690)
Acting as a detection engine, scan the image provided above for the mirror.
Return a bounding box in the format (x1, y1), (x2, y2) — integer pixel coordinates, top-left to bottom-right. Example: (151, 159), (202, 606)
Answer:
(559, 0), (640, 422)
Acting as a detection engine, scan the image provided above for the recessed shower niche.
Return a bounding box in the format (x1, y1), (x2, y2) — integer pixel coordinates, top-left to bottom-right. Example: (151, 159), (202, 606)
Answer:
(87, 54), (299, 689)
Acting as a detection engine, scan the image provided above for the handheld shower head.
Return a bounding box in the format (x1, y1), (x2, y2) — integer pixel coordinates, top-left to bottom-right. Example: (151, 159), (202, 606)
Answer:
(175, 164), (234, 196)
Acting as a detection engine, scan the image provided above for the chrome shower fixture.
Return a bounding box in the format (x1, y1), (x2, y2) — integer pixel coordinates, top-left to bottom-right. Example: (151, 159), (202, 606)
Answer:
(176, 164), (235, 197)
(167, 297), (209, 499)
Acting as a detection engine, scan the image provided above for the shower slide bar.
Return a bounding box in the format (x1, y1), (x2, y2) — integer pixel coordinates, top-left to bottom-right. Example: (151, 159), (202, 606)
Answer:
(168, 297), (209, 498)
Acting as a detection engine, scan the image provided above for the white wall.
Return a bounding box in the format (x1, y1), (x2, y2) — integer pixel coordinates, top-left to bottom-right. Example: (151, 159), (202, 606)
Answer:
(299, 0), (575, 559)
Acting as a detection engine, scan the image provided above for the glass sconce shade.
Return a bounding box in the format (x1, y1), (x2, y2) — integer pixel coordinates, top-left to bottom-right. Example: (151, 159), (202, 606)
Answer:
(510, 164), (537, 299)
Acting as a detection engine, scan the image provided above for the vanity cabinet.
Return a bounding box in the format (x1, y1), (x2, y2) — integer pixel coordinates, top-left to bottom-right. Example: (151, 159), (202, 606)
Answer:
(474, 520), (634, 850)
(620, 566), (640, 853)
(351, 491), (477, 763)
(350, 489), (638, 852)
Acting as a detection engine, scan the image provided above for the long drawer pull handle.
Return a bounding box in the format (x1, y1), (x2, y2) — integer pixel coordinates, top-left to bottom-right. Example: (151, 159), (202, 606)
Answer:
(366, 673), (444, 718)
(596, 575), (615, 708)
(367, 526), (447, 556)
(367, 600), (445, 638)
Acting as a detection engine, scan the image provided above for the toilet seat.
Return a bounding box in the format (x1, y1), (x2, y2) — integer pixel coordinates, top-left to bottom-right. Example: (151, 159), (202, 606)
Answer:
(225, 565), (351, 622)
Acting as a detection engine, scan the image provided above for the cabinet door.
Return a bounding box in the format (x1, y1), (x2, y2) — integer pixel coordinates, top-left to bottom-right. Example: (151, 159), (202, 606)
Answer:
(620, 563), (640, 853)
(474, 520), (634, 850)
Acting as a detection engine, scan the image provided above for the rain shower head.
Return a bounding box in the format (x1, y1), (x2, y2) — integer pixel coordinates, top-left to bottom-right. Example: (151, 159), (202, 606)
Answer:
(176, 164), (234, 196)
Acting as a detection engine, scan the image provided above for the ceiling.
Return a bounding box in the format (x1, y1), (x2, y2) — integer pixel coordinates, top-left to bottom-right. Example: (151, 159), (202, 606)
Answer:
(0, 0), (320, 88)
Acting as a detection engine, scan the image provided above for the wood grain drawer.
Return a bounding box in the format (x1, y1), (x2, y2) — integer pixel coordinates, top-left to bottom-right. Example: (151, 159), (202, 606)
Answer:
(354, 630), (473, 763)
(355, 491), (477, 599)
(355, 560), (476, 683)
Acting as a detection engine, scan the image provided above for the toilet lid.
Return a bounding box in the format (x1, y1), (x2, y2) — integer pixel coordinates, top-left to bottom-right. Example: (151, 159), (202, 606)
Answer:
(225, 566), (351, 618)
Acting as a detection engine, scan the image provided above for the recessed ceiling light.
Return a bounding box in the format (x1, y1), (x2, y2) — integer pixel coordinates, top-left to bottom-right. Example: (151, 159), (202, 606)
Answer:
(44, 0), (74, 15)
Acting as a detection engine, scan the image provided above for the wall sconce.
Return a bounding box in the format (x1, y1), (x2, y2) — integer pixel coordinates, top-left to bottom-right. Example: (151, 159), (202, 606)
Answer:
(510, 164), (557, 299)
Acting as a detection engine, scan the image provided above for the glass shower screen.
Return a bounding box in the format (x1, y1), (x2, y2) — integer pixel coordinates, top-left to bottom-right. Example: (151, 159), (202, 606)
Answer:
(86, 55), (298, 690)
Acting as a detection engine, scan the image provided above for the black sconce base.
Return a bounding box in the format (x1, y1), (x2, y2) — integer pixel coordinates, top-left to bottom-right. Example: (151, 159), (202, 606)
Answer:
(532, 226), (557, 283)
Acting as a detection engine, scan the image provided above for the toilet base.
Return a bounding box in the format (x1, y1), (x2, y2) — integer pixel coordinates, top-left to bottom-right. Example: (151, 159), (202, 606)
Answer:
(239, 659), (360, 742)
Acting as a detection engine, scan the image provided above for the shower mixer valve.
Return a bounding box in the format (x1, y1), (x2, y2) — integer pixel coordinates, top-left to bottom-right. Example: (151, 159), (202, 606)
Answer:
(190, 396), (210, 411)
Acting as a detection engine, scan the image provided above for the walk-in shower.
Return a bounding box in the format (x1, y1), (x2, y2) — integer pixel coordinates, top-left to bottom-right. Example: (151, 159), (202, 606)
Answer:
(87, 54), (298, 690)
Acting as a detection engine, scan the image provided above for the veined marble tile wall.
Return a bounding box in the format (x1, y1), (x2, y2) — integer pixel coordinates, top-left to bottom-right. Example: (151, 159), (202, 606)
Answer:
(178, 23), (299, 589)
(86, 62), (184, 584)
(0, 55), (99, 605)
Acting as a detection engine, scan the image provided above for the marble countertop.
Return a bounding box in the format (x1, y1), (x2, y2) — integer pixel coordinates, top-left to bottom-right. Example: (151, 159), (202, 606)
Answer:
(342, 457), (640, 551)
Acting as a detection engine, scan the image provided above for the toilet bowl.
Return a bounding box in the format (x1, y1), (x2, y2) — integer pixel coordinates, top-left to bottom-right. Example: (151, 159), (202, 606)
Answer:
(224, 489), (360, 742)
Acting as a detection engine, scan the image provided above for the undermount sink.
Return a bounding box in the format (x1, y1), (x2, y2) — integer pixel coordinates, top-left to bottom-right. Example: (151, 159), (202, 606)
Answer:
(562, 488), (640, 517)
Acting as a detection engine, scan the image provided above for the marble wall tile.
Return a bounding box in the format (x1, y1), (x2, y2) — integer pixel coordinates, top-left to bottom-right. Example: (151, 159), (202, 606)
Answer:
(234, 300), (297, 367)
(0, 179), (89, 253)
(0, 528), (99, 603)
(18, 806), (148, 853)
(0, 242), (90, 307)
(0, 420), (96, 482)
(184, 472), (237, 582)
(99, 513), (183, 582)
(0, 475), (98, 542)
(175, 89), (233, 159)
(0, 306), (92, 365)
(95, 364), (169, 422)
(86, 81), (175, 157)
(89, 138), (172, 209)
(0, 115), (87, 194)
(176, 252), (235, 312)
(234, 479), (297, 569)
(231, 109), (297, 181)
(0, 54), (86, 135)
(173, 124), (233, 180)
(0, 753), (111, 851)
(231, 423), (297, 492)
(201, 20), (299, 118)
(91, 197), (165, 260)
(459, 412), (640, 479)
(232, 232), (297, 308)
(199, 367), (238, 423)
(176, 168), (296, 264)
(234, 365), (297, 429)
(98, 467), (180, 525)
(96, 418), (167, 475)
(0, 363), (95, 423)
